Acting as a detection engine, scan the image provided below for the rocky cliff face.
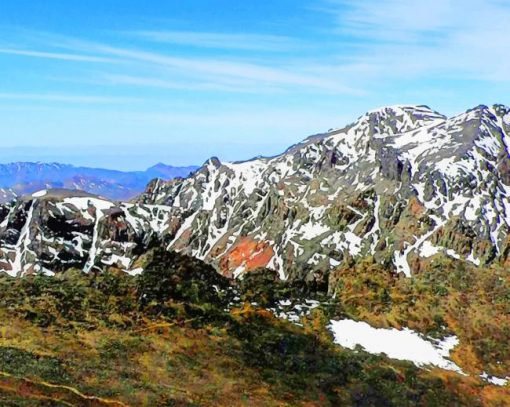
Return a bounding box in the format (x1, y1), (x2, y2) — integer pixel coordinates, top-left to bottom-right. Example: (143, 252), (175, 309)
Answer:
(0, 189), (172, 276)
(1, 105), (510, 283)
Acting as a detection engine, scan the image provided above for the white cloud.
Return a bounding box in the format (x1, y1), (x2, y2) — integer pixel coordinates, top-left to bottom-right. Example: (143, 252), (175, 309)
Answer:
(68, 41), (362, 93)
(321, 0), (510, 81)
(128, 30), (299, 51)
(0, 93), (138, 104)
(0, 48), (116, 63)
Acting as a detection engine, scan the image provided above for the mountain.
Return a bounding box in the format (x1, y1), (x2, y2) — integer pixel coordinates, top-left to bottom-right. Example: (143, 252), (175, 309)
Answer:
(136, 104), (510, 283)
(0, 189), (170, 276)
(0, 104), (509, 282)
(0, 162), (199, 202)
(0, 104), (510, 395)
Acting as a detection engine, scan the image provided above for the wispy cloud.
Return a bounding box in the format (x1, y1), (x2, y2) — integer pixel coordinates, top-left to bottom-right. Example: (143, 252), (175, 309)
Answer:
(92, 45), (360, 92)
(0, 93), (138, 104)
(320, 0), (510, 81)
(0, 47), (116, 63)
(128, 30), (299, 51)
(32, 35), (364, 94)
(101, 74), (279, 93)
(324, 0), (455, 43)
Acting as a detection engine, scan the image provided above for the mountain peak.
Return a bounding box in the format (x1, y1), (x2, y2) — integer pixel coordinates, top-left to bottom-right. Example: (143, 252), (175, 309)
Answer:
(204, 157), (222, 168)
(149, 162), (172, 170)
(340, 104), (447, 141)
(366, 104), (436, 115)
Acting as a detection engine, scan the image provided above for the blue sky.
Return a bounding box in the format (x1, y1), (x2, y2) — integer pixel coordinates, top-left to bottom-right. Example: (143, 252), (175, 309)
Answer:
(1, 0), (509, 170)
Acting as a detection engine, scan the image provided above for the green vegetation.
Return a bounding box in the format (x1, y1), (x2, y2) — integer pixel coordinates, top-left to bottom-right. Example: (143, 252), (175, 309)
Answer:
(329, 256), (510, 378)
(0, 249), (508, 406)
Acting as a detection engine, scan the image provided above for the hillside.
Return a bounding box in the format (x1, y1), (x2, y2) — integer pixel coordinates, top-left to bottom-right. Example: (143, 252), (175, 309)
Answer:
(0, 249), (508, 406)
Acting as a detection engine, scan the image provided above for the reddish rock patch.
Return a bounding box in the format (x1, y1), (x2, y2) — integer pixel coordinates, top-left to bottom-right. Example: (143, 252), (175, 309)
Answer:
(219, 237), (274, 275)
(409, 197), (425, 217)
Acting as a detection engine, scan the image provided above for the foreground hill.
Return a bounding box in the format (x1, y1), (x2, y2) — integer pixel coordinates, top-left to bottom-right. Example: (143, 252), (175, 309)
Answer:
(0, 250), (507, 406)
(0, 162), (198, 202)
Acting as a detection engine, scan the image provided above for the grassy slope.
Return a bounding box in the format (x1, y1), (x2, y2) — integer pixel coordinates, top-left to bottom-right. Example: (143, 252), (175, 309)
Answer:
(329, 256), (510, 379)
(0, 250), (508, 406)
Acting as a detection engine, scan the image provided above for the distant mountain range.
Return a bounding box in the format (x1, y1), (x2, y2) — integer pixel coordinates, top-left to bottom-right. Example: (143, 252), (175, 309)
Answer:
(0, 162), (199, 202)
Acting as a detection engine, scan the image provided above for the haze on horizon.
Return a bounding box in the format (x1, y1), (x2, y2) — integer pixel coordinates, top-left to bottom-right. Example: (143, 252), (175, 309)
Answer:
(1, 0), (509, 170)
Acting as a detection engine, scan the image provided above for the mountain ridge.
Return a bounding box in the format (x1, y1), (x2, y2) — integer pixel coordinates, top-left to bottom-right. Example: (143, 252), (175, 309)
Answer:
(0, 161), (199, 202)
(136, 103), (510, 279)
(0, 103), (509, 281)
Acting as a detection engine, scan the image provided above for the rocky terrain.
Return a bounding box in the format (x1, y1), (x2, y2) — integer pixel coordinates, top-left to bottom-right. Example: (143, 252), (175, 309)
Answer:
(0, 189), (171, 276)
(2, 104), (507, 284)
(137, 104), (510, 283)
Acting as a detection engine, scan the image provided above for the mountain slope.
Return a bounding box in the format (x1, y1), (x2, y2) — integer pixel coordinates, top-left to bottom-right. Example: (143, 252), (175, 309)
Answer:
(136, 104), (510, 281)
(2, 253), (504, 406)
(0, 162), (198, 202)
(0, 104), (509, 390)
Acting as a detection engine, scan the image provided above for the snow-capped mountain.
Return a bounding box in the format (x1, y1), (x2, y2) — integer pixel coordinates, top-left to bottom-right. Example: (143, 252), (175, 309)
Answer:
(0, 162), (198, 202)
(1, 104), (509, 282)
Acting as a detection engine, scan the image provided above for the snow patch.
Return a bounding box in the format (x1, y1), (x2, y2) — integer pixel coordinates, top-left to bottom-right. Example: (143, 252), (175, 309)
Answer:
(329, 319), (462, 373)
(419, 241), (441, 258)
(32, 190), (47, 198)
(480, 372), (509, 386)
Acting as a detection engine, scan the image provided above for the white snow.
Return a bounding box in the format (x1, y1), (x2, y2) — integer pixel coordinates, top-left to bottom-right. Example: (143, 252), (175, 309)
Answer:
(101, 253), (131, 269)
(83, 215), (101, 273)
(329, 258), (341, 267)
(446, 249), (461, 259)
(232, 265), (246, 279)
(464, 196), (480, 221)
(480, 372), (509, 386)
(63, 197), (114, 213)
(504, 113), (510, 126)
(393, 248), (412, 278)
(298, 220), (330, 240)
(419, 241), (441, 258)
(10, 202), (35, 276)
(32, 190), (47, 198)
(126, 267), (144, 276)
(466, 251), (481, 266)
(329, 319), (462, 373)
